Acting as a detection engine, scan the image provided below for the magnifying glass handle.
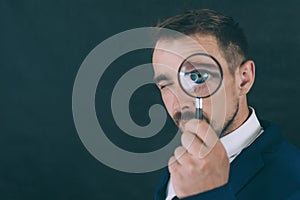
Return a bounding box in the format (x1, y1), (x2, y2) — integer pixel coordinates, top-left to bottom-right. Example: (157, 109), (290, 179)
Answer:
(196, 98), (203, 119)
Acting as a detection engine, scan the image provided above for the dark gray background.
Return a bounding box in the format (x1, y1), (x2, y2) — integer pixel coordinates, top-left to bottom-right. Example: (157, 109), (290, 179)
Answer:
(1, 0), (300, 199)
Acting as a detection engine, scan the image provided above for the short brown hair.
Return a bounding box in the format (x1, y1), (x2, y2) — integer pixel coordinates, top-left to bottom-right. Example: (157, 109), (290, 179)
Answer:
(156, 9), (249, 74)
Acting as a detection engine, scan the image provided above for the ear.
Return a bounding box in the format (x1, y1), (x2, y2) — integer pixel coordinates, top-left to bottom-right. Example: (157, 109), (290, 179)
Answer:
(238, 60), (255, 96)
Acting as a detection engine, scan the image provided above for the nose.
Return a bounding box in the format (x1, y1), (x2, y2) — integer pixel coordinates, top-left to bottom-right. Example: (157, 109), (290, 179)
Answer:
(175, 92), (195, 114)
(181, 105), (190, 111)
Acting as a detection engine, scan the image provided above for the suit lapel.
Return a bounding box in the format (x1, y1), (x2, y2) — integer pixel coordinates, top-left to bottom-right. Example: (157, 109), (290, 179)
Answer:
(229, 121), (284, 195)
(229, 143), (265, 194)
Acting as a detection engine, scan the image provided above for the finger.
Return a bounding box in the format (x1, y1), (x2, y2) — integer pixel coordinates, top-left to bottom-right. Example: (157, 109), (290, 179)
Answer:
(183, 119), (219, 158)
(183, 119), (208, 139)
(168, 156), (180, 174)
(183, 119), (218, 148)
(174, 146), (193, 165)
(181, 132), (203, 156)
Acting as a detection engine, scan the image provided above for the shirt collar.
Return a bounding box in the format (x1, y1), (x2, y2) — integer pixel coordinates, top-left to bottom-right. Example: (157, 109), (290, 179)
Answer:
(220, 107), (262, 162)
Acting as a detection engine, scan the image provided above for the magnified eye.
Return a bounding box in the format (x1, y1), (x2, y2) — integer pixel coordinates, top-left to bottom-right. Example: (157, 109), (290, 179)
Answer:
(186, 70), (210, 84)
(178, 55), (223, 99)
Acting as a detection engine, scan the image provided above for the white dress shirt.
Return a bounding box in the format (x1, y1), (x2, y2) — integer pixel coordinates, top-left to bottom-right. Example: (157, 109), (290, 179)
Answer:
(165, 107), (263, 200)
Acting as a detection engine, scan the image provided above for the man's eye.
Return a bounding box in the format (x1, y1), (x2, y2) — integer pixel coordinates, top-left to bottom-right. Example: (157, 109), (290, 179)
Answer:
(184, 70), (211, 84)
(159, 83), (172, 90)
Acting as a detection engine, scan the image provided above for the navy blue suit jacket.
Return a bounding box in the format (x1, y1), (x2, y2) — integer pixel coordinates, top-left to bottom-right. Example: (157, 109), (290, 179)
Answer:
(155, 121), (300, 200)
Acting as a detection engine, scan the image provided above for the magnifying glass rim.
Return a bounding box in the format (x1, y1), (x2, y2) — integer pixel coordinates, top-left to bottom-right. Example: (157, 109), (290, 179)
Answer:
(177, 53), (223, 99)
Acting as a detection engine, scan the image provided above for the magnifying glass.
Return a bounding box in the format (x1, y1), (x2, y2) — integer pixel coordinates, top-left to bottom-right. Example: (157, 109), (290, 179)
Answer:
(178, 53), (223, 119)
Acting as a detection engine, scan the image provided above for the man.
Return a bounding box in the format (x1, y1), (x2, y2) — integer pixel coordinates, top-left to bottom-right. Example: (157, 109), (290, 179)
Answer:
(152, 9), (300, 200)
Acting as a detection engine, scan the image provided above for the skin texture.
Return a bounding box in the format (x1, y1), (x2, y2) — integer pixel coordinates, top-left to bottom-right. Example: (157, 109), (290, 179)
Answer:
(152, 34), (255, 198)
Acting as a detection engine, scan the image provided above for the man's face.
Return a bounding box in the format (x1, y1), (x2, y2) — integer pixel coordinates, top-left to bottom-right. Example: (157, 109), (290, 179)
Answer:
(152, 35), (242, 135)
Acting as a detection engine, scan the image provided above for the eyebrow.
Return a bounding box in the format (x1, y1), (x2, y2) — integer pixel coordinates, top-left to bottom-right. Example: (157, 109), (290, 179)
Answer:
(184, 62), (220, 73)
(189, 62), (219, 69)
(153, 74), (169, 84)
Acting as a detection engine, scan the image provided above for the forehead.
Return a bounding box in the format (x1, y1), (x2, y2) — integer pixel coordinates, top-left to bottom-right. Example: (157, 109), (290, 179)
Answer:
(152, 35), (226, 76)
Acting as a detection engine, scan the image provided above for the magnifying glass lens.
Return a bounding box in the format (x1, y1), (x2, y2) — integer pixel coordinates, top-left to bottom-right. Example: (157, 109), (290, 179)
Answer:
(178, 54), (223, 99)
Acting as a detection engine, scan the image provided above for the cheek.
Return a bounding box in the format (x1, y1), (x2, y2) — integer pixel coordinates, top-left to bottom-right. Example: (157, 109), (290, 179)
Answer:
(161, 88), (180, 116)
(206, 83), (228, 123)
(221, 78), (240, 119)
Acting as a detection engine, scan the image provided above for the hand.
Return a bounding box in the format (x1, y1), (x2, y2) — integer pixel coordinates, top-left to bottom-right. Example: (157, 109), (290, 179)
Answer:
(168, 119), (230, 198)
